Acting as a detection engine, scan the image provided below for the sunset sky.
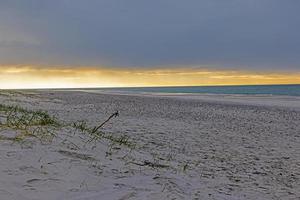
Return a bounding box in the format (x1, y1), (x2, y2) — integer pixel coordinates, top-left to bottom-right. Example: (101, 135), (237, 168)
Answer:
(0, 1), (300, 88)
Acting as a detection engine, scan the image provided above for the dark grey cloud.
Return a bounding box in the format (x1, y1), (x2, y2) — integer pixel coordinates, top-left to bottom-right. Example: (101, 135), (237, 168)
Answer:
(0, 0), (299, 70)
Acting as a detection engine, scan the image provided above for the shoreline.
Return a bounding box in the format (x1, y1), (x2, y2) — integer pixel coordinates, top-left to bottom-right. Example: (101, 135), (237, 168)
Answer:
(59, 89), (300, 111)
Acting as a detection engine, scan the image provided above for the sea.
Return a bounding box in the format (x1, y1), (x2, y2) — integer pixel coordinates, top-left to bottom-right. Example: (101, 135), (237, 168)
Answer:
(78, 84), (300, 96)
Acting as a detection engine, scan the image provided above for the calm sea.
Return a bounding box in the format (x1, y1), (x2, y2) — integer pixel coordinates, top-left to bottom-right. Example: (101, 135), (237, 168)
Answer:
(82, 84), (300, 96)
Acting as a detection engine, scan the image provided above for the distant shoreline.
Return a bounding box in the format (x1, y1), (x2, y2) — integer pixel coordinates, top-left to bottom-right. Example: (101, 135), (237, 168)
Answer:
(6, 84), (299, 97)
(26, 88), (300, 111)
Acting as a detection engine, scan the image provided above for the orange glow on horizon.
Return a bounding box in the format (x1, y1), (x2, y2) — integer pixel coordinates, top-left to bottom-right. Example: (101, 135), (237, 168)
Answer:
(0, 65), (300, 89)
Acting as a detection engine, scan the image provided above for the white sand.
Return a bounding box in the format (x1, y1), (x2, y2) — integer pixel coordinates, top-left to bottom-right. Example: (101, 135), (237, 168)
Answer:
(0, 90), (299, 200)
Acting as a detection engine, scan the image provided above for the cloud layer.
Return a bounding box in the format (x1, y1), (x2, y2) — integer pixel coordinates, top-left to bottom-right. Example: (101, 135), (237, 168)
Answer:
(1, 65), (300, 89)
(0, 0), (299, 70)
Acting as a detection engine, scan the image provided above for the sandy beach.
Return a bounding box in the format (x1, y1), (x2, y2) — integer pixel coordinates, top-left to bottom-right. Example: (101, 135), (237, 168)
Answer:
(0, 90), (299, 200)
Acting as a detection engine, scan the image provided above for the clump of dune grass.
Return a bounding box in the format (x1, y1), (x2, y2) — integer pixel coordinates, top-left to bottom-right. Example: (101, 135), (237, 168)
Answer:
(104, 134), (135, 148)
(72, 111), (135, 149)
(0, 104), (60, 127)
(72, 120), (90, 133)
(0, 103), (135, 151)
(74, 123), (135, 149)
(0, 104), (60, 143)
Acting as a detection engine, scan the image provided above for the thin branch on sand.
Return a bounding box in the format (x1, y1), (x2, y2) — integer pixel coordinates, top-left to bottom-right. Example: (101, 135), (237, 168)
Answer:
(128, 160), (169, 169)
(92, 111), (119, 133)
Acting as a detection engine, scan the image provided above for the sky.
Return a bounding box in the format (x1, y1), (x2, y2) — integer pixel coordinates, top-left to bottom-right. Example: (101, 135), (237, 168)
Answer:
(0, 0), (300, 88)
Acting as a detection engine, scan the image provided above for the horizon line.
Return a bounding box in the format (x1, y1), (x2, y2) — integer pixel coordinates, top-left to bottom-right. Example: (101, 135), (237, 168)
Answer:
(2, 83), (300, 90)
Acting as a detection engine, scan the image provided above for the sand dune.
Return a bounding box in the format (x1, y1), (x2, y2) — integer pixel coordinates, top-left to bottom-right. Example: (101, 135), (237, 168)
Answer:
(0, 90), (299, 200)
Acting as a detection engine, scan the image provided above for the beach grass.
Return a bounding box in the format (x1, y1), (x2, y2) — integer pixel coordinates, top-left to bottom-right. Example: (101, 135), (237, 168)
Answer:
(1, 104), (59, 127)
(72, 120), (135, 148)
(0, 104), (60, 143)
(0, 103), (135, 149)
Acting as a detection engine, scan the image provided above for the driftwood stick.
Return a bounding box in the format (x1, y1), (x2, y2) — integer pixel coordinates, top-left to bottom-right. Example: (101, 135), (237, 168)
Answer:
(92, 111), (119, 133)
(127, 160), (169, 168)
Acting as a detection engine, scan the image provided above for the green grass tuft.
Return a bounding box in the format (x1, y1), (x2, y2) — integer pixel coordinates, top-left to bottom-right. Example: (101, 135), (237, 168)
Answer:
(0, 104), (60, 142)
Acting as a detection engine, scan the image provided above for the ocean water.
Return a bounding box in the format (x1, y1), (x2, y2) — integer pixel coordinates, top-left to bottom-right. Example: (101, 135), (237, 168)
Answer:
(87, 84), (300, 96)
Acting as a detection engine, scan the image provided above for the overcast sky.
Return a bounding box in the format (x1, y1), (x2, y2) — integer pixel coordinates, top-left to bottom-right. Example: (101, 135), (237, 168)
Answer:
(0, 0), (299, 71)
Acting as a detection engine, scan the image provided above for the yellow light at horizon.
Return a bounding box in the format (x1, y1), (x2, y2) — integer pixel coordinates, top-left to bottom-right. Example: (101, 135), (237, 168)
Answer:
(0, 65), (300, 89)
